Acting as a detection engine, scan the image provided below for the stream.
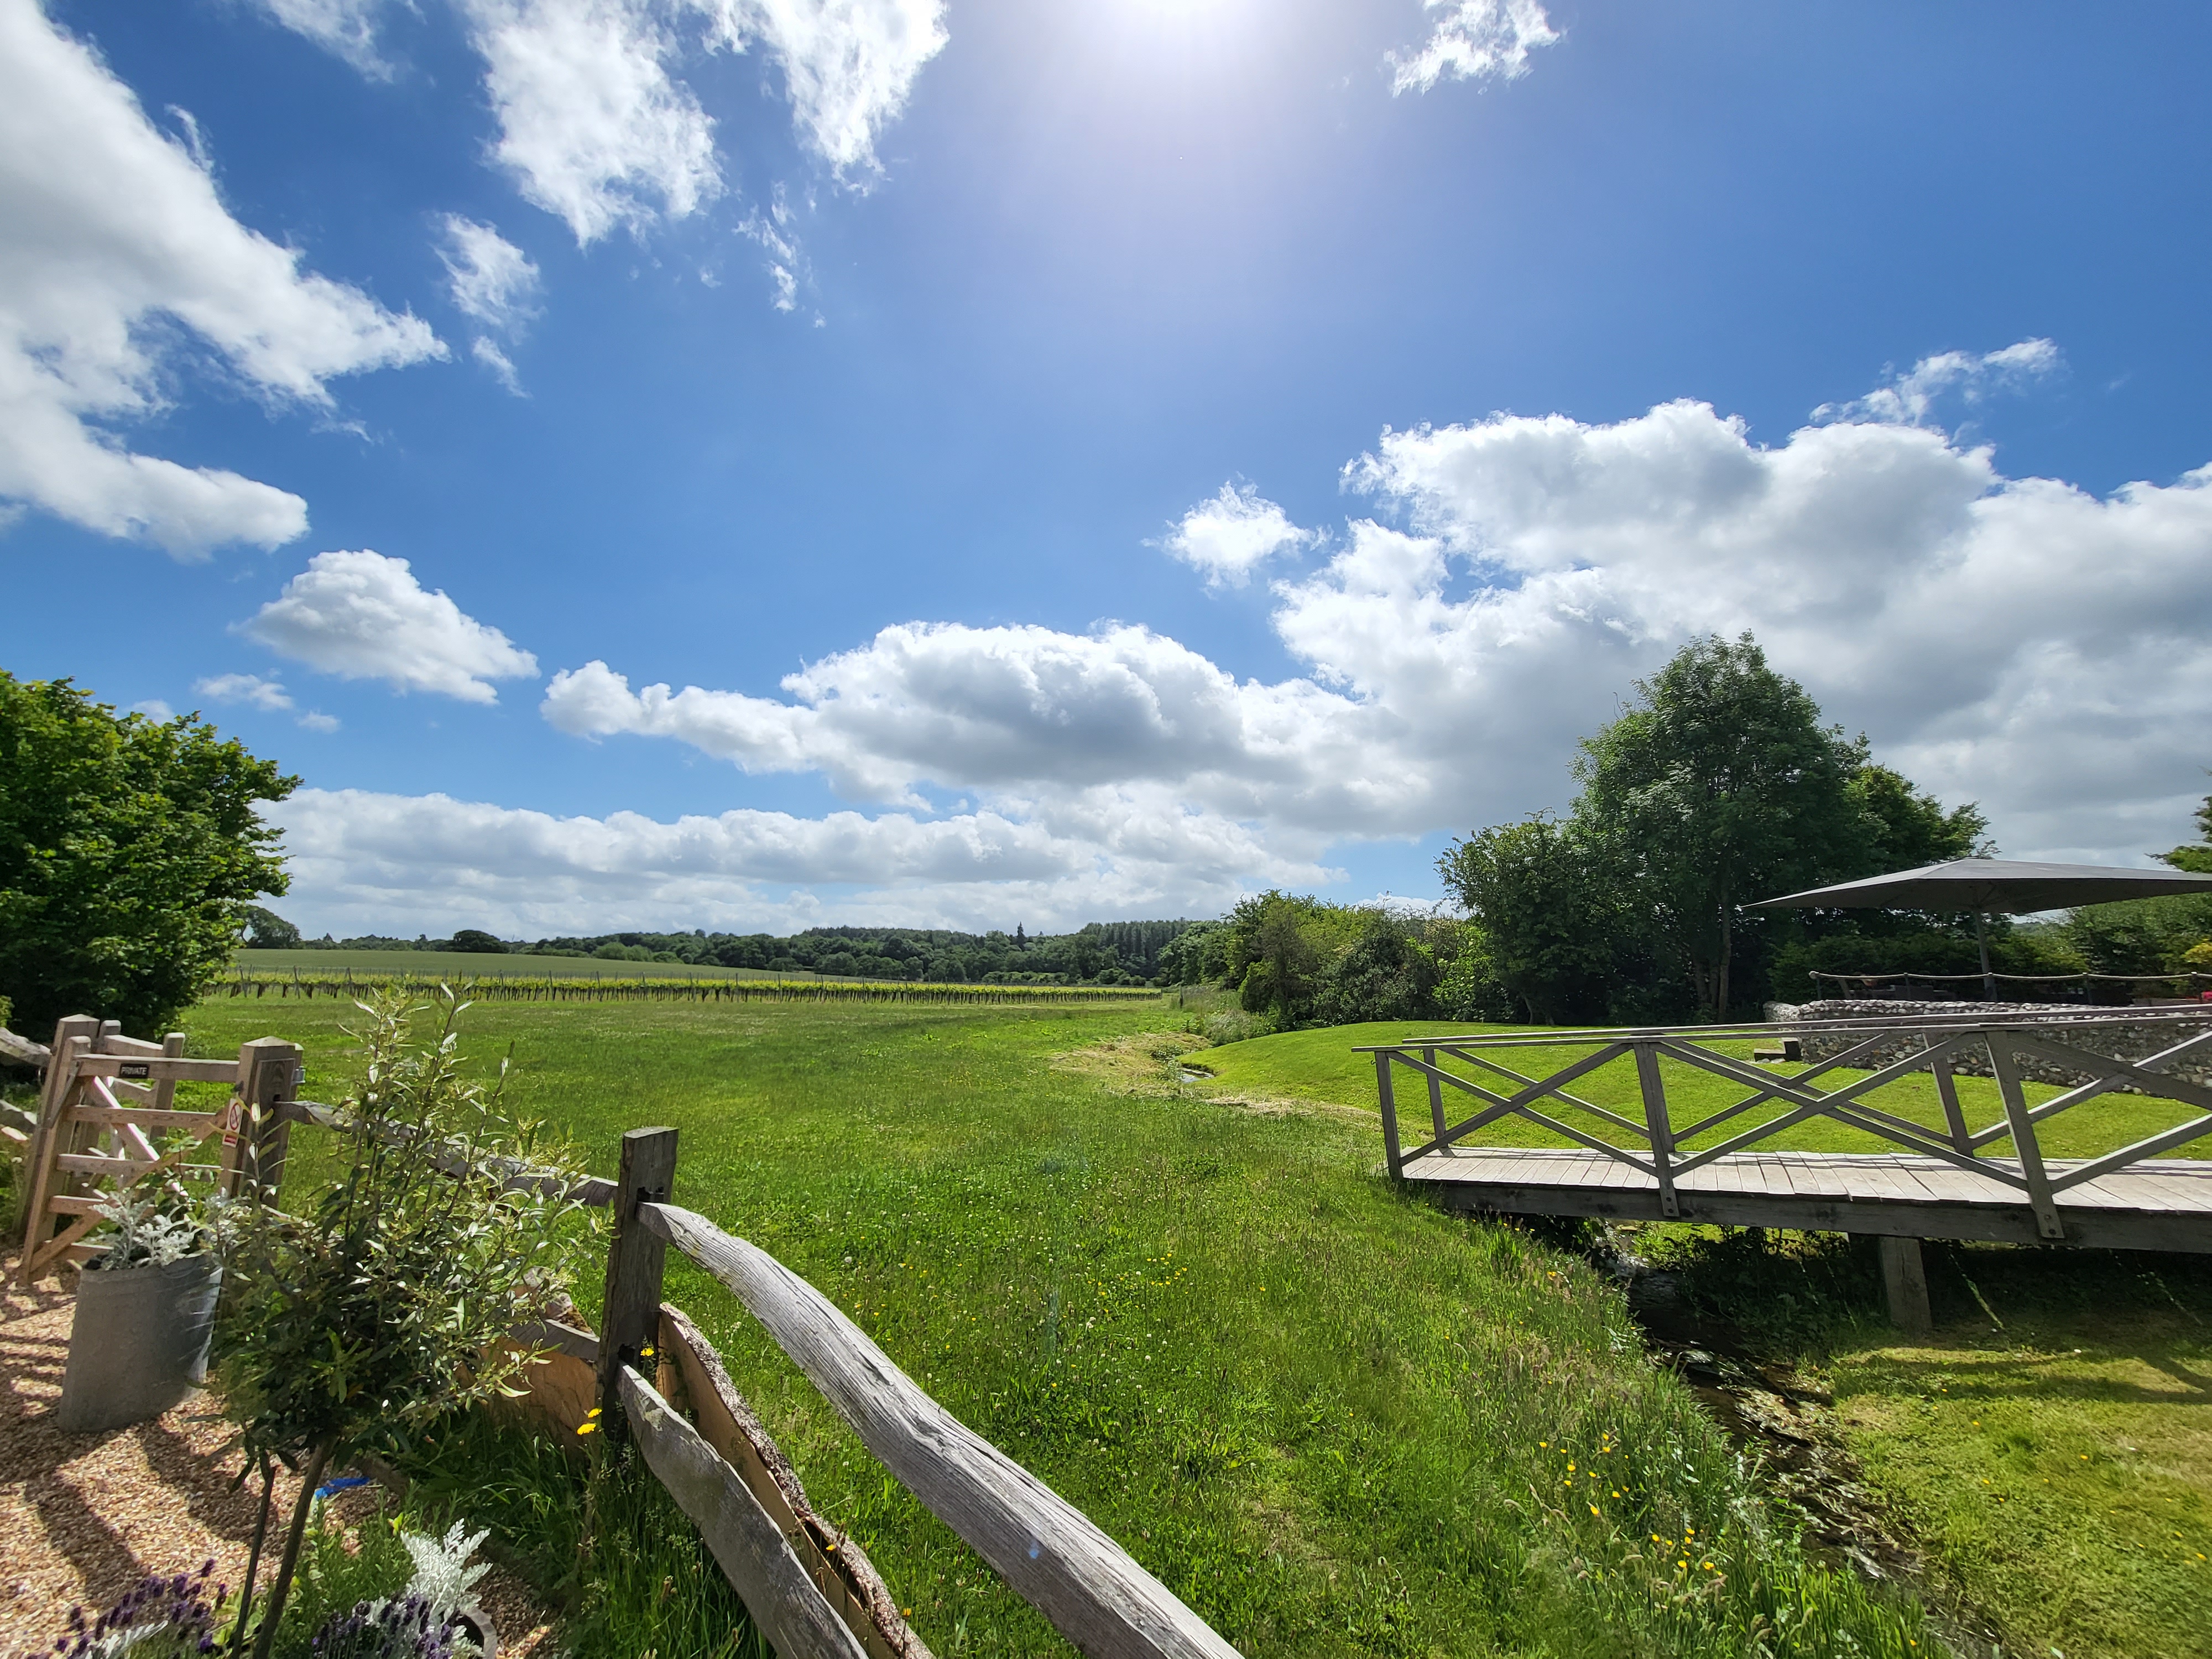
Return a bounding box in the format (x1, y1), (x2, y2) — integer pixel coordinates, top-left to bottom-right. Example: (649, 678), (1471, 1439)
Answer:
(1607, 1244), (2007, 1653)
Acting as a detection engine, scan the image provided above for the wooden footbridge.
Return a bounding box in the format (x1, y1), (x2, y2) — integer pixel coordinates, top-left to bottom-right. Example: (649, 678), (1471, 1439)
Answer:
(1360, 1009), (2212, 1332)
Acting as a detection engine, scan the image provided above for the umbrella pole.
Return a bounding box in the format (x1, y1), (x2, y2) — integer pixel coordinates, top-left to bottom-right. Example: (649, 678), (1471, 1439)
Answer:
(1976, 909), (1996, 1001)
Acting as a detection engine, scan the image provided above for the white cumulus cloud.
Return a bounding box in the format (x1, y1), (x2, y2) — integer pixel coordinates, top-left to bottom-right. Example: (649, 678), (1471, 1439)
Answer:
(194, 673), (294, 711)
(272, 350), (2212, 931)
(1389, 0), (1558, 96)
(243, 550), (540, 703)
(1156, 482), (1318, 588)
(542, 364), (2212, 880)
(0, 0), (444, 558)
(263, 785), (1317, 935)
(464, 0), (723, 245)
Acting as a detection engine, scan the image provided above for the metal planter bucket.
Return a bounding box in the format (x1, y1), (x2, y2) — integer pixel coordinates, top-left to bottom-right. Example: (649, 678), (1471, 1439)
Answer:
(58, 1253), (223, 1433)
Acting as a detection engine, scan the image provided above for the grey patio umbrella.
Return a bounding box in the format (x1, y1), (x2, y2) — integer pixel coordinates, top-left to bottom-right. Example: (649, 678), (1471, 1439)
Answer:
(1745, 857), (2212, 998)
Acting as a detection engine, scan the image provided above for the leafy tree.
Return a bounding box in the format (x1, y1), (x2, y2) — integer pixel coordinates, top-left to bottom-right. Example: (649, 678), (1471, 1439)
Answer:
(1222, 892), (1367, 1022)
(1573, 635), (1869, 1020)
(0, 675), (295, 1038)
(1157, 921), (1225, 985)
(1310, 914), (1444, 1026)
(2157, 782), (2212, 874)
(212, 993), (586, 1656)
(448, 928), (506, 954)
(238, 906), (302, 950)
(1848, 764), (1989, 873)
(1436, 816), (1621, 1023)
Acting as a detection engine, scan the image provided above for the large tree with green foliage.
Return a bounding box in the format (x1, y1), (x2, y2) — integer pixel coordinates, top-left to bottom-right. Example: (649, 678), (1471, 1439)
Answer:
(2157, 783), (2212, 874)
(1573, 634), (1869, 1020)
(1435, 816), (1620, 1023)
(0, 674), (295, 1037)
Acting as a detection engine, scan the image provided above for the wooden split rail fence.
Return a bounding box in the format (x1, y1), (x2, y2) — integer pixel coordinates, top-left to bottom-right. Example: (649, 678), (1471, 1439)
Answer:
(8, 1019), (1239, 1659)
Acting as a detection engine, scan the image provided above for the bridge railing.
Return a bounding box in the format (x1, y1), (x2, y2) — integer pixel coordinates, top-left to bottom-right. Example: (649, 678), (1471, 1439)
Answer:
(1357, 1008), (2212, 1240)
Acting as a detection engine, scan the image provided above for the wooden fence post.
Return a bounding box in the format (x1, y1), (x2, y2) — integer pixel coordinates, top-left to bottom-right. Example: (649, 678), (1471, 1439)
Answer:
(228, 1039), (304, 1199)
(598, 1126), (679, 1438)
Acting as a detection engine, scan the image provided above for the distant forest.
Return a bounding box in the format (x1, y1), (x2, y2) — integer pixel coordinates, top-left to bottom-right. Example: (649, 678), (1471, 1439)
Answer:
(246, 913), (1205, 987)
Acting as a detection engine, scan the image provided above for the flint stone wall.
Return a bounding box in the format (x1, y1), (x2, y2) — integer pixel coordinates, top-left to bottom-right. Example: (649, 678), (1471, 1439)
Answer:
(1761, 999), (2212, 1094)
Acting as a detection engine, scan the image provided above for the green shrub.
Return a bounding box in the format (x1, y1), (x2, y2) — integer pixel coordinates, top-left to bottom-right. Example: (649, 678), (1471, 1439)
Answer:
(212, 992), (590, 1655)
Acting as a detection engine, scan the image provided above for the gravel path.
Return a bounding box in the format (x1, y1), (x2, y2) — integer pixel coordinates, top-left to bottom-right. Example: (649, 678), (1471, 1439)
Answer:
(1, 1252), (557, 1658)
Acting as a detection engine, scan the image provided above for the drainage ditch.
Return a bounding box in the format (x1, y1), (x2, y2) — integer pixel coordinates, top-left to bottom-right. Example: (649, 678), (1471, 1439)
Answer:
(1606, 1242), (2008, 1655)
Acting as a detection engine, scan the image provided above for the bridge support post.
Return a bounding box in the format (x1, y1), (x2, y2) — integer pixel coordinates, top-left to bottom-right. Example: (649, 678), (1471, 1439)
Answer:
(1877, 1236), (1932, 1338)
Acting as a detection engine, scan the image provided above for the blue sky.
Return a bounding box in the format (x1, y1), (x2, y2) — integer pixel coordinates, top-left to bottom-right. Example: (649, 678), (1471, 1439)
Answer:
(5, 0), (2211, 937)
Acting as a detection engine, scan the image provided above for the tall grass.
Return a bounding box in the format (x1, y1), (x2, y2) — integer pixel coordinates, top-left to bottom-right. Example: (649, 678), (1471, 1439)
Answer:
(401, 1412), (769, 1659)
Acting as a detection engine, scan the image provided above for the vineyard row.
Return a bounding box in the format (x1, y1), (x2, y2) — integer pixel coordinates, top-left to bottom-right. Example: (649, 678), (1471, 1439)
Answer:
(220, 971), (1163, 1006)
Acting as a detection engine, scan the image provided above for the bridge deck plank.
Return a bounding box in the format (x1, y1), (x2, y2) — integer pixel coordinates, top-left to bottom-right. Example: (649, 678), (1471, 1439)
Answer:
(1399, 1145), (2212, 1250)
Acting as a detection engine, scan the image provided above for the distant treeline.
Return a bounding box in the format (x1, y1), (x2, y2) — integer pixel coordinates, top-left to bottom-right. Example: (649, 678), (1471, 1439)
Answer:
(241, 911), (1200, 988)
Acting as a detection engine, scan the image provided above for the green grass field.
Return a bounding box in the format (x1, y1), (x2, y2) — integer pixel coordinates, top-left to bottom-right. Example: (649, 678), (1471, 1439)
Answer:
(179, 995), (1923, 1659)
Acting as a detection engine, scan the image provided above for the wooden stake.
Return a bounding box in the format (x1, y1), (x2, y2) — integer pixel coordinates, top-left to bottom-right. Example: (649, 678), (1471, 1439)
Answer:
(597, 1126), (677, 1438)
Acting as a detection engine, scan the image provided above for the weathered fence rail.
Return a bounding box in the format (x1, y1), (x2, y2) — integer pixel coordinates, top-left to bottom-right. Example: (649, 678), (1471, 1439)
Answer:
(588, 1128), (1241, 1659)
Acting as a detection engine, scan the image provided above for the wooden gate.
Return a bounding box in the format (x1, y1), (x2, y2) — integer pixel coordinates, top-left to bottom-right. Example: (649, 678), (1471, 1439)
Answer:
(15, 1014), (302, 1285)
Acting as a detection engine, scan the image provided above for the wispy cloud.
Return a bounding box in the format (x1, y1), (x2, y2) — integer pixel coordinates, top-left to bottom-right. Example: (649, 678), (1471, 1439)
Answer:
(690, 0), (948, 180)
(1389, 0), (1558, 96)
(195, 672), (295, 711)
(463, 0), (723, 246)
(1814, 338), (2062, 427)
(249, 0), (395, 77)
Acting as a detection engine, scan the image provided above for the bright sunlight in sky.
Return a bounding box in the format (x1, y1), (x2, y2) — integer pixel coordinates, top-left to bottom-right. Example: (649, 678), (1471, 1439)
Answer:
(4, 0), (2210, 936)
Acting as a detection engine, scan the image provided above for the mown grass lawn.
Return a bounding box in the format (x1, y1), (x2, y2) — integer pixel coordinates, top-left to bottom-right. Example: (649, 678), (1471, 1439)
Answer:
(182, 995), (1922, 1659)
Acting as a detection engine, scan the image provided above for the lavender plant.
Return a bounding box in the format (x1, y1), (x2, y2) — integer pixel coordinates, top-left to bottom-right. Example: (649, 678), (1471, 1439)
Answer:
(306, 1596), (460, 1659)
(50, 1561), (226, 1658)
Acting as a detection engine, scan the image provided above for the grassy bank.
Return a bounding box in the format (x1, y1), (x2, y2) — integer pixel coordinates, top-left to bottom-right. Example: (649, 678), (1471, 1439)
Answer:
(1191, 1022), (2212, 1659)
(180, 996), (1923, 1658)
